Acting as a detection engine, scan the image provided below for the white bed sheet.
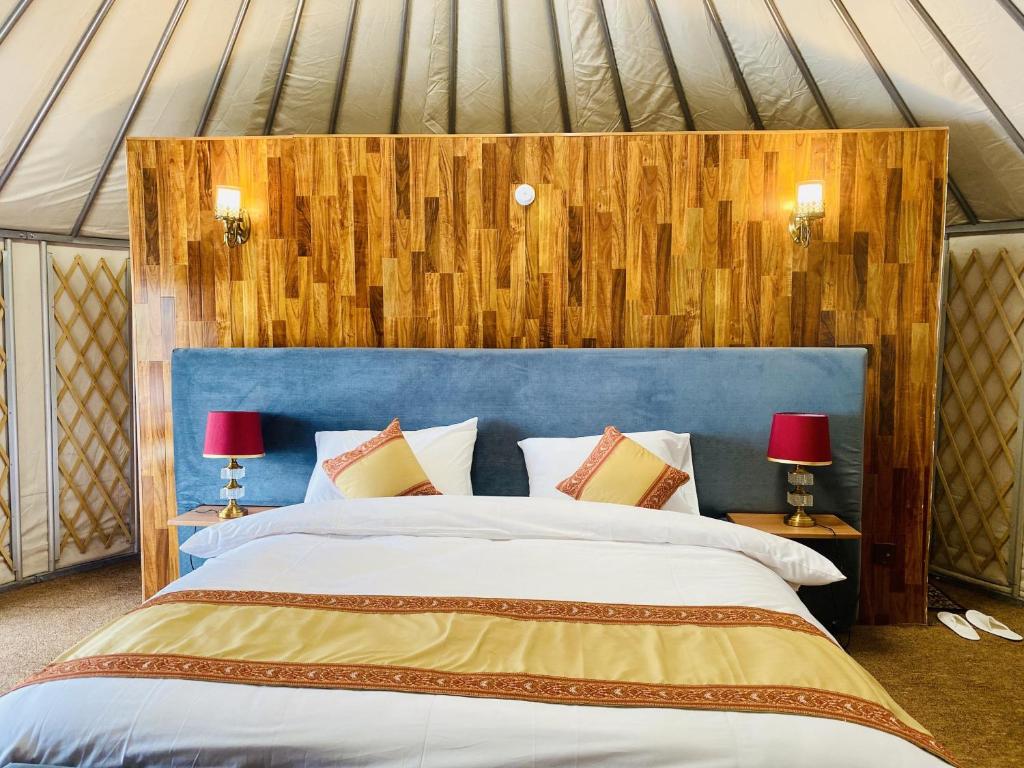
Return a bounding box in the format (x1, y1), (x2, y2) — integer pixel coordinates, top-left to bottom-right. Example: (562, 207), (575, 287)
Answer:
(0, 496), (944, 767)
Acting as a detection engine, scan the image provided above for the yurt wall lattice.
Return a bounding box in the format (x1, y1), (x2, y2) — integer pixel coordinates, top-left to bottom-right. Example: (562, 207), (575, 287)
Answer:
(932, 236), (1024, 597)
(48, 246), (133, 568)
(0, 239), (133, 588)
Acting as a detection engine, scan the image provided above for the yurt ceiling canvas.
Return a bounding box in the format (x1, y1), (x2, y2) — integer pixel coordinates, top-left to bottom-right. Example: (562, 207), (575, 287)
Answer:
(1, 0), (1023, 240)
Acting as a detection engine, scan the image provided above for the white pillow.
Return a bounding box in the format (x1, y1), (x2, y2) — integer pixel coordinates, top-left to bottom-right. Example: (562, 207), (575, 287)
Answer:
(305, 418), (478, 502)
(517, 430), (700, 515)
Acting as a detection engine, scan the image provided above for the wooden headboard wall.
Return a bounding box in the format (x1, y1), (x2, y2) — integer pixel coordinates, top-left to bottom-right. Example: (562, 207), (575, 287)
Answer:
(127, 129), (948, 624)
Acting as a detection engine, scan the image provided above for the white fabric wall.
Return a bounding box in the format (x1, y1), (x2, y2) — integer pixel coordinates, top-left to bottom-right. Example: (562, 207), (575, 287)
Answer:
(1, 0), (1024, 235)
(10, 240), (50, 578)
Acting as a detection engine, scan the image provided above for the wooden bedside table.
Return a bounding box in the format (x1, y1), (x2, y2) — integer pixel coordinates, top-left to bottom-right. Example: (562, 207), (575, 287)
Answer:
(727, 512), (860, 640)
(169, 505), (279, 578)
(168, 504), (279, 528)
(726, 513), (861, 540)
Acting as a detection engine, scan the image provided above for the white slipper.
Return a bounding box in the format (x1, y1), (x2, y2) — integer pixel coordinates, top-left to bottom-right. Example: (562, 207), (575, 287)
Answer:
(965, 609), (1023, 641)
(937, 611), (980, 640)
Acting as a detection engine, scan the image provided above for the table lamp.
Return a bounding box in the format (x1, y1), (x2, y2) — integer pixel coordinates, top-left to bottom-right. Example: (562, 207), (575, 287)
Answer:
(203, 411), (264, 519)
(766, 412), (831, 527)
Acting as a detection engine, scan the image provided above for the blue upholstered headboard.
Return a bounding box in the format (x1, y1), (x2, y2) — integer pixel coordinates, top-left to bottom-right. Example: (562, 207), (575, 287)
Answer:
(171, 347), (866, 626)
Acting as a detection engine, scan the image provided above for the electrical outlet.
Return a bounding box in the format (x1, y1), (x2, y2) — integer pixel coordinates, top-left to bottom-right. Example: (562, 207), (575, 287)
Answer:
(872, 542), (896, 565)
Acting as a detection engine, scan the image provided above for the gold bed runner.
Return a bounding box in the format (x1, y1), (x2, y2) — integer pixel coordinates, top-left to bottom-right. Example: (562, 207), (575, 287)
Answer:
(10, 590), (955, 765)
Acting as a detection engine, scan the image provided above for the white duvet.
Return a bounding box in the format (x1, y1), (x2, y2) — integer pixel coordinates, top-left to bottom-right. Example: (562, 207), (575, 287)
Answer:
(0, 496), (944, 767)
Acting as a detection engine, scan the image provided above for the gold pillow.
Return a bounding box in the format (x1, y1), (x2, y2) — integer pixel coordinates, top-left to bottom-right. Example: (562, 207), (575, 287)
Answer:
(556, 426), (690, 509)
(322, 419), (441, 498)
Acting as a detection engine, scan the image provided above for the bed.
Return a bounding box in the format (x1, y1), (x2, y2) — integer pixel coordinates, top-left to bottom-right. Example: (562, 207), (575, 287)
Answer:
(0, 348), (955, 766)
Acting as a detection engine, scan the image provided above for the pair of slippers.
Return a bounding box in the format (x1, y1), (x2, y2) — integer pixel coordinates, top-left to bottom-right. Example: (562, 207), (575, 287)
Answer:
(937, 610), (1022, 641)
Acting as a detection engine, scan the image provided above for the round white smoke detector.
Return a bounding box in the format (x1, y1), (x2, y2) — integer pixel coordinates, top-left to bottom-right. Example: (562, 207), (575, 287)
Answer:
(514, 183), (535, 206)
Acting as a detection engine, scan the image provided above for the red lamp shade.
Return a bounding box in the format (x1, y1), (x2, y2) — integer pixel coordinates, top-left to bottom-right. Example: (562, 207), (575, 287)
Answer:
(766, 412), (831, 466)
(203, 411), (264, 458)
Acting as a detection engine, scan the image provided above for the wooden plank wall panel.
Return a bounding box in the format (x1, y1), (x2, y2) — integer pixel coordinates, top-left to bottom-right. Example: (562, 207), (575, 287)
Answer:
(127, 130), (948, 624)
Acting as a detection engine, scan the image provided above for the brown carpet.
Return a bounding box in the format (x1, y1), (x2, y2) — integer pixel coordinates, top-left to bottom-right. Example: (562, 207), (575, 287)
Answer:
(0, 563), (1021, 767)
(0, 559), (142, 690)
(849, 580), (1024, 768)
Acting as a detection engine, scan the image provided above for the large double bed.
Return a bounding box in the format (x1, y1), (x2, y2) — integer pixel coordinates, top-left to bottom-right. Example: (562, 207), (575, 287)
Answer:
(0, 348), (955, 766)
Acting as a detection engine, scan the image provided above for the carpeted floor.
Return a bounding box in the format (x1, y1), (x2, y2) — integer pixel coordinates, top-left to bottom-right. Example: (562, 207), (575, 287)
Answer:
(0, 559), (142, 690)
(0, 563), (1020, 767)
(849, 579), (1024, 768)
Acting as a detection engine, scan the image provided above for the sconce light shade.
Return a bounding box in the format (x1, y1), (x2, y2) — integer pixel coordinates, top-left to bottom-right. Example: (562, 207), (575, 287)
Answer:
(213, 185), (250, 248)
(795, 181), (825, 218)
(789, 180), (825, 248)
(215, 186), (243, 219)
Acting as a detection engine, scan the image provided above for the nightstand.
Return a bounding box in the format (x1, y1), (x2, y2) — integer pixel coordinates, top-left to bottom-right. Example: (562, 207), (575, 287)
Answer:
(727, 512), (861, 640)
(169, 505), (279, 577)
(168, 504), (279, 528)
(726, 513), (861, 540)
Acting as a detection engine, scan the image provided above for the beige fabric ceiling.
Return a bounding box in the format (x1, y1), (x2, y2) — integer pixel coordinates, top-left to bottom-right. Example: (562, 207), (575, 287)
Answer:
(0, 0), (1022, 239)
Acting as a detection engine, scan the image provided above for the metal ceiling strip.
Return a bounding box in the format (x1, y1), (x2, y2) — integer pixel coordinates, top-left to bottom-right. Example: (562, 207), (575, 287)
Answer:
(703, 0), (763, 130)
(195, 0), (251, 137)
(0, 0), (115, 195)
(646, 0), (694, 131)
(907, 0), (1024, 157)
(390, 0), (411, 134)
(0, 228), (128, 248)
(946, 220), (1024, 237)
(449, 0), (458, 133)
(594, 0), (631, 131)
(0, 0), (32, 48)
(829, 0), (914, 122)
(71, 0), (189, 237)
(994, 0), (1024, 32)
(497, 0), (512, 133)
(262, 0), (306, 136)
(829, 0), (978, 225)
(328, 0), (359, 133)
(762, 0), (837, 129)
(545, 0), (571, 133)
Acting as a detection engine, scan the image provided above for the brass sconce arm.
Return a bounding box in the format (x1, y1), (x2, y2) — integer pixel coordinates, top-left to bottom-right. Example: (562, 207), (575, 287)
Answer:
(788, 215), (817, 248)
(215, 210), (251, 248)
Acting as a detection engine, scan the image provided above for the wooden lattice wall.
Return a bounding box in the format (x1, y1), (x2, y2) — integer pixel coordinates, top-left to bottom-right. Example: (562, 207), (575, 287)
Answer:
(933, 246), (1024, 591)
(127, 130), (949, 623)
(49, 249), (133, 566)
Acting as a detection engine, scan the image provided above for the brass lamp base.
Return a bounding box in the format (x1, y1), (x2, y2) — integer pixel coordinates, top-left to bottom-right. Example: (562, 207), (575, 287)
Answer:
(784, 508), (816, 527)
(219, 498), (247, 519)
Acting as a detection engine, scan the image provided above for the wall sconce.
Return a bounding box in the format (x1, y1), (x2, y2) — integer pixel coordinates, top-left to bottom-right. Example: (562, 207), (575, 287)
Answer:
(788, 180), (825, 248)
(214, 185), (250, 247)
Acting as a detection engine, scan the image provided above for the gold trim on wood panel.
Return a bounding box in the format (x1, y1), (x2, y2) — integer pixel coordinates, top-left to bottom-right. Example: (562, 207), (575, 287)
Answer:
(126, 131), (948, 624)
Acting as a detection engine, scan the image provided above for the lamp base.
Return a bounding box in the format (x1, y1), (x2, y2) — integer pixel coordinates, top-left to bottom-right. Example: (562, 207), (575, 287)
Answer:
(218, 498), (247, 519)
(784, 508), (816, 527)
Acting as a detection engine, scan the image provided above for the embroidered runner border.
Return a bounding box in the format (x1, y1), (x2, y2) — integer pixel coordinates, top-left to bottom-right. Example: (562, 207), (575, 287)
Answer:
(142, 590), (823, 635)
(5, 591), (959, 766)
(11, 653), (956, 765)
